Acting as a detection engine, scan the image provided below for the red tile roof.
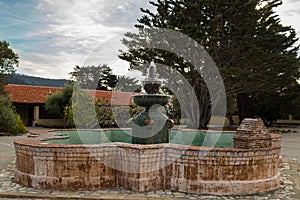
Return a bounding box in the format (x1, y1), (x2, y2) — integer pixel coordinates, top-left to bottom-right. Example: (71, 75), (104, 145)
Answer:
(6, 84), (62, 104)
(5, 84), (134, 106)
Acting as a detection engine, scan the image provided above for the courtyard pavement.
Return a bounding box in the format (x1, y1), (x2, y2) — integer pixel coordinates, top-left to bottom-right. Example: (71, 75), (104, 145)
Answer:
(0, 135), (26, 172)
(0, 127), (300, 199)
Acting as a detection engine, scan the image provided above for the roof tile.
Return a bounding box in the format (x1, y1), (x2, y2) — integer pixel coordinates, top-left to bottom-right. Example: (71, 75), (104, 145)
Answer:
(5, 84), (134, 106)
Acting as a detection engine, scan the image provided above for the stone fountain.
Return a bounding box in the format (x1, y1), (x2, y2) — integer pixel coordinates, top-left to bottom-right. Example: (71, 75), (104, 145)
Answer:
(132, 61), (173, 144)
(13, 61), (282, 195)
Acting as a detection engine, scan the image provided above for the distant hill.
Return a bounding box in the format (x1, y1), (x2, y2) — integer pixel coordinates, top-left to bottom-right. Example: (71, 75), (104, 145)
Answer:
(8, 74), (69, 87)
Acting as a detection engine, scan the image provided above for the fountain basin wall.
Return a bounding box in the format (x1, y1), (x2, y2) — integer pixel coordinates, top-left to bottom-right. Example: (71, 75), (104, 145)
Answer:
(14, 128), (281, 195)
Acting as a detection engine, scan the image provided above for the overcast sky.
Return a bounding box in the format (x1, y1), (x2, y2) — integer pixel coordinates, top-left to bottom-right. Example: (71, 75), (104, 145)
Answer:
(0, 0), (299, 79)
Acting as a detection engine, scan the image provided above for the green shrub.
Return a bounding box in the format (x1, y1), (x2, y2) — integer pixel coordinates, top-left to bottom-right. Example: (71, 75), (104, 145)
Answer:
(0, 95), (26, 134)
(12, 114), (26, 135)
(0, 105), (17, 132)
(64, 103), (75, 128)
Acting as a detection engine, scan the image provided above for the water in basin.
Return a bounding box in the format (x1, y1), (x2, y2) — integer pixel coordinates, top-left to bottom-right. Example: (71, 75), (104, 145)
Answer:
(45, 129), (235, 148)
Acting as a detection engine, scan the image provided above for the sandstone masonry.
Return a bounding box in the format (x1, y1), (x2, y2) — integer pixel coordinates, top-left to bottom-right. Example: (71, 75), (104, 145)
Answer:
(14, 119), (281, 195)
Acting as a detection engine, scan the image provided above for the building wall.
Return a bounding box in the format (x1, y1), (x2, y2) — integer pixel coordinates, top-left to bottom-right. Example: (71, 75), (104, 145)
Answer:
(33, 106), (65, 127)
(34, 118), (65, 127)
(14, 103), (65, 127)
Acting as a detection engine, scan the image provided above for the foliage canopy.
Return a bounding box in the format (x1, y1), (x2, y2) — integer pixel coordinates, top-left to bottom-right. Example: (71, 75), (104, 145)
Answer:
(0, 95), (25, 134)
(69, 65), (118, 91)
(0, 41), (19, 94)
(120, 0), (300, 128)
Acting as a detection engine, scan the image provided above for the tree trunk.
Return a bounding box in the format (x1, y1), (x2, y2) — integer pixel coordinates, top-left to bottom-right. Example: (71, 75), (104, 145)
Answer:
(197, 87), (211, 130)
(187, 85), (211, 130)
(237, 93), (255, 122)
(177, 85), (211, 130)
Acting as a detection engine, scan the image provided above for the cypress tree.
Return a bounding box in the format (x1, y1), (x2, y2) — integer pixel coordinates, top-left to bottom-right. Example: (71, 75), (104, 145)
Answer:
(120, 0), (300, 128)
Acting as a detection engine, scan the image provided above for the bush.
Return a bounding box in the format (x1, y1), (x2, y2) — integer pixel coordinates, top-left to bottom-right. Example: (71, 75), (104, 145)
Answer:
(12, 114), (26, 135)
(0, 95), (26, 134)
(0, 105), (17, 132)
(72, 88), (99, 128)
(64, 103), (75, 128)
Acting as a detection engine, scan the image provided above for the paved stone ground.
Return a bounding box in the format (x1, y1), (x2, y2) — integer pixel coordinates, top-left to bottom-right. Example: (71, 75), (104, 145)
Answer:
(280, 128), (300, 199)
(0, 127), (300, 199)
(0, 135), (26, 172)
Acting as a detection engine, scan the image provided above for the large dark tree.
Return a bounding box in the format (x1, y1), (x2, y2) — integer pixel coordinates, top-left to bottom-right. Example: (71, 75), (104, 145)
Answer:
(115, 75), (141, 92)
(45, 83), (73, 116)
(283, 84), (300, 119)
(69, 65), (118, 91)
(120, 0), (300, 129)
(45, 83), (74, 127)
(0, 41), (19, 94)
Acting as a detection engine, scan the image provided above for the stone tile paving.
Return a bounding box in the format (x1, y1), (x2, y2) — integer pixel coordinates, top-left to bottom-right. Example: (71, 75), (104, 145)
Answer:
(0, 157), (299, 200)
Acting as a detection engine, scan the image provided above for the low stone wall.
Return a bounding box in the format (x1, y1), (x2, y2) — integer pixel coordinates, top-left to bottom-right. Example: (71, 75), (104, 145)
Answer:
(14, 140), (117, 190)
(14, 134), (281, 195)
(165, 145), (280, 195)
(34, 119), (65, 127)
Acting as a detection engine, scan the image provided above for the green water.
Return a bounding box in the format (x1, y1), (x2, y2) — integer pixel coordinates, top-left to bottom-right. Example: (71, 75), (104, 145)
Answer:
(45, 130), (234, 148)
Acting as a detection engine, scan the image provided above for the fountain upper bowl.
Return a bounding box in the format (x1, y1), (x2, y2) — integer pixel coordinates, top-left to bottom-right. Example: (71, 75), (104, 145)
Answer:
(133, 94), (170, 107)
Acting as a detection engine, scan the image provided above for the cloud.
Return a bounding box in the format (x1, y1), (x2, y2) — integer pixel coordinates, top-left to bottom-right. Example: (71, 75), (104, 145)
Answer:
(0, 0), (150, 78)
(17, 50), (88, 79)
(35, 0), (128, 50)
(276, 0), (300, 18)
(35, 0), (148, 47)
(36, 0), (150, 27)
(13, 0), (149, 78)
(275, 0), (300, 44)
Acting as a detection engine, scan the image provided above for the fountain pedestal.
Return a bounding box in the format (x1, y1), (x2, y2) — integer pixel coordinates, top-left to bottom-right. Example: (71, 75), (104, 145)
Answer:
(132, 104), (169, 144)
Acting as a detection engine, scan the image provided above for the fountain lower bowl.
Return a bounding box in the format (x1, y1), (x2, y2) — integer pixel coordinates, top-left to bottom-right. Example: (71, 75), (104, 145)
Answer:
(14, 129), (281, 195)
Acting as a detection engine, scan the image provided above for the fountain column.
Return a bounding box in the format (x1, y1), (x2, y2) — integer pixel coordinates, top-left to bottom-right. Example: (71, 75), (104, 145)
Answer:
(132, 61), (173, 144)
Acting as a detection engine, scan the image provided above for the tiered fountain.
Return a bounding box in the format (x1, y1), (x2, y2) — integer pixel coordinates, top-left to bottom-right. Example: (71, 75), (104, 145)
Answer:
(132, 61), (172, 144)
(13, 62), (282, 195)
